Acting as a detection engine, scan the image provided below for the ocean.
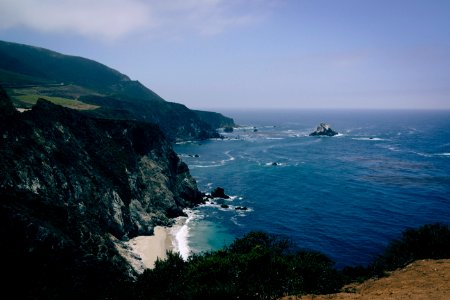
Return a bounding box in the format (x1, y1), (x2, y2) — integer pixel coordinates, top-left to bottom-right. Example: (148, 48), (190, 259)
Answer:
(173, 109), (450, 268)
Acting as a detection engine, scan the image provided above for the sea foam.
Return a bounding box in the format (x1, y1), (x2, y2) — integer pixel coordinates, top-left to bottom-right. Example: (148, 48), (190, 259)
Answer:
(171, 210), (197, 260)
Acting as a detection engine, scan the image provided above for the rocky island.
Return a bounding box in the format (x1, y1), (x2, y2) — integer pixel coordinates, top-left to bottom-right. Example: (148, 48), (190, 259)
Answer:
(310, 122), (339, 136)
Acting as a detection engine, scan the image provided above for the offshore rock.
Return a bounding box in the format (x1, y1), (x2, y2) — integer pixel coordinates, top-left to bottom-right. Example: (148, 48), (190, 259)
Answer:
(309, 123), (339, 136)
(211, 187), (230, 199)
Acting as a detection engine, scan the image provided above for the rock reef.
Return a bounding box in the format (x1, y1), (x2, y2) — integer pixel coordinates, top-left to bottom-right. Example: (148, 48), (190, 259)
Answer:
(310, 123), (339, 136)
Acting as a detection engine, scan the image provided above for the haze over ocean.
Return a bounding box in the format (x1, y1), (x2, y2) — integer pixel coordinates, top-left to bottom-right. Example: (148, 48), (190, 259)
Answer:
(174, 109), (450, 268)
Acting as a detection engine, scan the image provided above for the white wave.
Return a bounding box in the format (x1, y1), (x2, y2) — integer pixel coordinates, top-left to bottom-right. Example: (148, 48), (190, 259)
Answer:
(190, 164), (223, 168)
(265, 137), (285, 140)
(175, 141), (195, 145)
(223, 150), (236, 162)
(334, 133), (345, 137)
(231, 216), (243, 227)
(387, 146), (401, 152)
(171, 210), (197, 260)
(352, 137), (386, 141)
(436, 153), (450, 156)
(412, 151), (432, 157)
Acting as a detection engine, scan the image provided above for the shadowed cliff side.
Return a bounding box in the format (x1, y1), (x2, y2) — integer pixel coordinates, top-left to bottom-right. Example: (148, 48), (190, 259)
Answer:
(0, 86), (202, 298)
(0, 40), (236, 141)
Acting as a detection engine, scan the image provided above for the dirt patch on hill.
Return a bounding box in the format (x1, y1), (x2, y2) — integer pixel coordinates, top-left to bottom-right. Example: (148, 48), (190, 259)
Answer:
(282, 259), (450, 300)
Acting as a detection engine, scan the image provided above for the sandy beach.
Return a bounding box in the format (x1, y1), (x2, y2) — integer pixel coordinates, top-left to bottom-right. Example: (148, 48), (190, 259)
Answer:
(127, 226), (174, 269)
(114, 226), (176, 273)
(113, 215), (189, 273)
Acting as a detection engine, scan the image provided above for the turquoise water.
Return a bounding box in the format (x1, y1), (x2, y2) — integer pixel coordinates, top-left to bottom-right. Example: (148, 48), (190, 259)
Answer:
(174, 110), (450, 267)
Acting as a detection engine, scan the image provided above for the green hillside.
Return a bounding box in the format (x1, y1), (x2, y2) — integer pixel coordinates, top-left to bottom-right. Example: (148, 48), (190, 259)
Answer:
(0, 40), (234, 141)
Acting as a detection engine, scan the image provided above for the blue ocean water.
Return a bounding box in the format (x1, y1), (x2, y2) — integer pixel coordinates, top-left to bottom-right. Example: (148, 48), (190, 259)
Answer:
(174, 109), (450, 268)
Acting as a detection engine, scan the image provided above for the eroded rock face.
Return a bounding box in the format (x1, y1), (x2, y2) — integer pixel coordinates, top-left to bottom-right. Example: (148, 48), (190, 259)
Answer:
(1, 97), (202, 237)
(309, 123), (339, 136)
(0, 87), (202, 297)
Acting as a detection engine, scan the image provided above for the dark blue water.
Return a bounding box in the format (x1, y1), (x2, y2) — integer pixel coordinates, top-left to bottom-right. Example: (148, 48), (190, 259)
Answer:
(174, 109), (450, 268)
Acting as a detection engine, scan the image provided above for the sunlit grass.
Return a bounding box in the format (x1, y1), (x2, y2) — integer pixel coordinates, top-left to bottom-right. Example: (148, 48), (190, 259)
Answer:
(14, 94), (100, 110)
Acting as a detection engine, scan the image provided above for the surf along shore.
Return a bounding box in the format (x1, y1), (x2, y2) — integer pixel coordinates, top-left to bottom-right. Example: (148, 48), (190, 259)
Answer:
(115, 215), (189, 273)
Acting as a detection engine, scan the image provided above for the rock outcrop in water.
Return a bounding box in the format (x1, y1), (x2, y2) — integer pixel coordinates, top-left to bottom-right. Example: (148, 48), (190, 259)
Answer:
(0, 86), (203, 298)
(309, 123), (339, 136)
(211, 187), (230, 199)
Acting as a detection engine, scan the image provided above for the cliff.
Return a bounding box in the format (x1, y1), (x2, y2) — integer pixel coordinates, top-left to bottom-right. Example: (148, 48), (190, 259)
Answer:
(193, 109), (236, 129)
(0, 40), (235, 141)
(0, 86), (202, 298)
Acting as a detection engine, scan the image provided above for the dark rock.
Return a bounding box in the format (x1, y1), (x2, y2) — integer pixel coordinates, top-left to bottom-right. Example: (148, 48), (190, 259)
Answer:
(271, 162), (279, 166)
(0, 86), (16, 121)
(220, 204), (229, 209)
(0, 91), (204, 296)
(166, 206), (188, 218)
(309, 123), (339, 136)
(223, 126), (233, 133)
(211, 187), (230, 199)
(235, 206), (248, 211)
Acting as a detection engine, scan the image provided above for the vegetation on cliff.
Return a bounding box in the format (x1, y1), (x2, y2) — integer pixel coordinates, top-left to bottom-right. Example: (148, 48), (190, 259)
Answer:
(0, 40), (235, 141)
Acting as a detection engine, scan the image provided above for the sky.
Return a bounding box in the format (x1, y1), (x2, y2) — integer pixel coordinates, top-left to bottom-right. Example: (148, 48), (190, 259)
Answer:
(0, 0), (449, 110)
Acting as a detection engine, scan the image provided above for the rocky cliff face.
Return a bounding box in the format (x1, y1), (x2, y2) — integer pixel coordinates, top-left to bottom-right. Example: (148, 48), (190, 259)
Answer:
(0, 40), (233, 142)
(0, 87), (202, 298)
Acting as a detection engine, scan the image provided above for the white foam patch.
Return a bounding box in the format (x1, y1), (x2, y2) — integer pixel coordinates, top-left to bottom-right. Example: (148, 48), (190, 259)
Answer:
(171, 210), (197, 260)
(436, 153), (450, 156)
(222, 150), (236, 162)
(412, 151), (432, 157)
(352, 137), (386, 141)
(190, 164), (223, 168)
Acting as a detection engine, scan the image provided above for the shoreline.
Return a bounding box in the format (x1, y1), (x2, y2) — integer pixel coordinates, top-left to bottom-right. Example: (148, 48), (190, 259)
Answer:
(127, 226), (174, 269)
(117, 213), (191, 273)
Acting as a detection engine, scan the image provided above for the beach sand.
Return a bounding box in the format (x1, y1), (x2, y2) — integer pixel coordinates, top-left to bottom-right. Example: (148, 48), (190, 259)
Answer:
(114, 226), (177, 273)
(128, 226), (174, 269)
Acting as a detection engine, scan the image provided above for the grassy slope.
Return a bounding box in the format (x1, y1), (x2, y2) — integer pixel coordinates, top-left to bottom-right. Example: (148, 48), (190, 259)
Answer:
(0, 40), (231, 140)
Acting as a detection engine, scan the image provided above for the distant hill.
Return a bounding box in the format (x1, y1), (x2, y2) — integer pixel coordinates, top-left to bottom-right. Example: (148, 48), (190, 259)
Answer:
(0, 40), (234, 141)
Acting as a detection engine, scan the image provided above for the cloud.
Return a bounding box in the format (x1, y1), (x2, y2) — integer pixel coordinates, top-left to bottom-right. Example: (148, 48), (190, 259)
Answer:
(0, 0), (152, 40)
(0, 0), (270, 41)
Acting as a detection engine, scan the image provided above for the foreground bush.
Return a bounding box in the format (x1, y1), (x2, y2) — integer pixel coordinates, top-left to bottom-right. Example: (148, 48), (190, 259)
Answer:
(372, 223), (450, 273)
(135, 231), (342, 299)
(343, 223), (450, 281)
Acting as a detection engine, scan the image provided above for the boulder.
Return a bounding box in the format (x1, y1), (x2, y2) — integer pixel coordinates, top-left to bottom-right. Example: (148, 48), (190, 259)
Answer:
(211, 187), (230, 199)
(309, 123), (338, 136)
(223, 126), (234, 133)
(235, 206), (248, 211)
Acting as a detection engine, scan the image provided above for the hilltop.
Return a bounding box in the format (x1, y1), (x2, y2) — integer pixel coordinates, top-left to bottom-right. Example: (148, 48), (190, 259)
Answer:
(293, 259), (450, 300)
(0, 40), (234, 141)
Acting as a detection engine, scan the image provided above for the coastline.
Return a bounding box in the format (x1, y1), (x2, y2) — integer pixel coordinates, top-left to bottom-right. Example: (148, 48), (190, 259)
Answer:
(117, 222), (185, 273)
(127, 226), (174, 269)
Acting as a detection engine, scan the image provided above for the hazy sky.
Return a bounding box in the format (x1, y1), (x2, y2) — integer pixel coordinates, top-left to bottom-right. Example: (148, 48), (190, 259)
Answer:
(1, 0), (449, 109)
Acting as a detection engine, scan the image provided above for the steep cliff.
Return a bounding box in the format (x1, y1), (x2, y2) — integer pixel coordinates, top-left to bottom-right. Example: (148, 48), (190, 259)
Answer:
(0, 40), (235, 141)
(0, 86), (202, 298)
